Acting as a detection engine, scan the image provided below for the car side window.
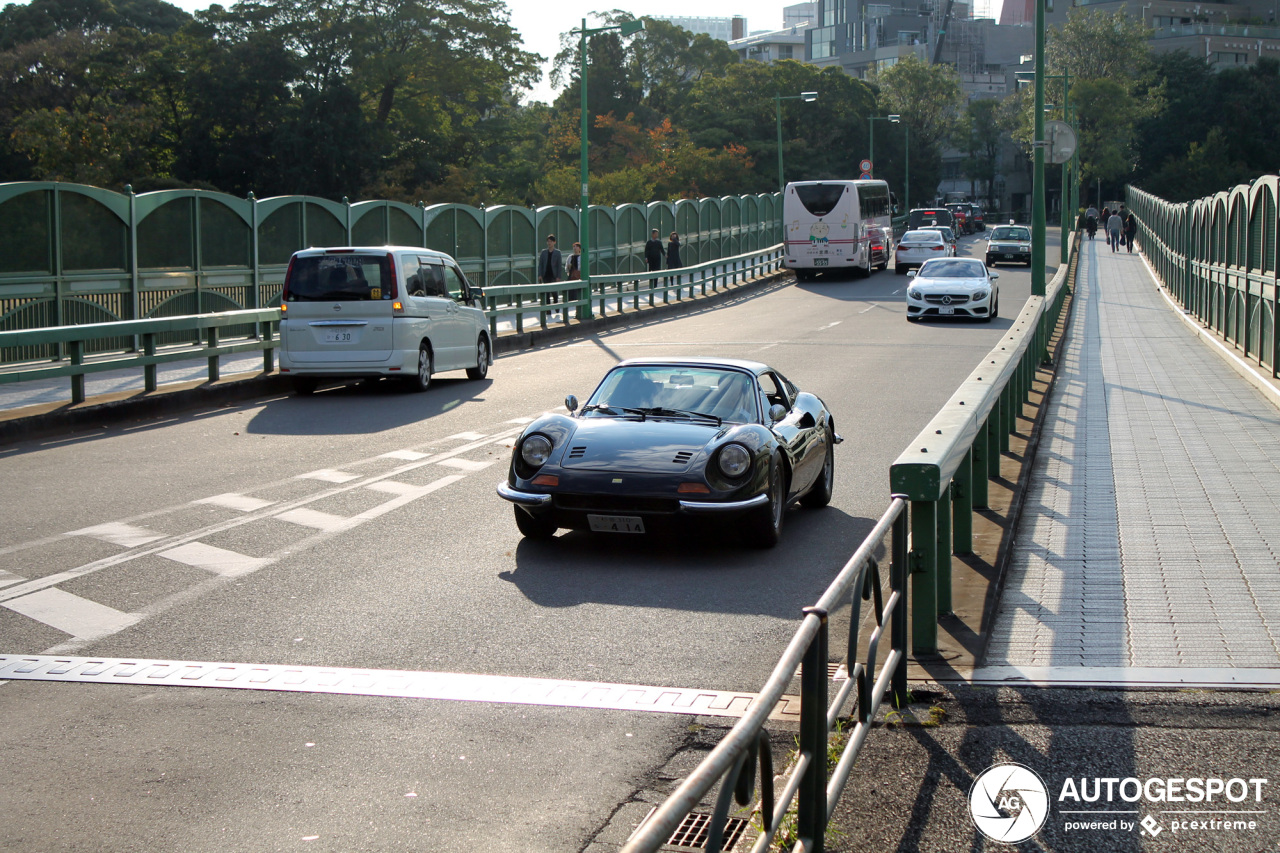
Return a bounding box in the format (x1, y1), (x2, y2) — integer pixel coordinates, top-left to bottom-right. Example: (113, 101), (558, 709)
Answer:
(759, 372), (793, 411)
(406, 258), (447, 298)
(443, 266), (468, 301)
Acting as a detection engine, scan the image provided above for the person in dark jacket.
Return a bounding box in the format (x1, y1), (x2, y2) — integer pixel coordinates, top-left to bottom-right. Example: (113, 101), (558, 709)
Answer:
(538, 234), (564, 311)
(644, 229), (663, 272)
(1124, 213), (1137, 253)
(666, 231), (682, 269)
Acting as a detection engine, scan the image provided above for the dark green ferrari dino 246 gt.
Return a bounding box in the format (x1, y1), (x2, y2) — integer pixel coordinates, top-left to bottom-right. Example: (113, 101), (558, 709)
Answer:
(497, 357), (842, 548)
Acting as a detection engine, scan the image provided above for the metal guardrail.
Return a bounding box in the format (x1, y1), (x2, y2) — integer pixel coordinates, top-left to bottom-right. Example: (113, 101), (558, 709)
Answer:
(624, 234), (1078, 853)
(479, 246), (784, 336)
(0, 248), (785, 405)
(622, 498), (910, 853)
(0, 309), (280, 404)
(890, 233), (1074, 652)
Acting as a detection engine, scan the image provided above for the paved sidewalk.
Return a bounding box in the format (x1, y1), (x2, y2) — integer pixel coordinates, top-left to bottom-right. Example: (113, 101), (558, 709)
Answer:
(976, 237), (1280, 684)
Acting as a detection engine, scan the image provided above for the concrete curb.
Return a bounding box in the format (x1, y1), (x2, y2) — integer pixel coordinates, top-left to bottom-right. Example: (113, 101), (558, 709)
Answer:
(0, 270), (789, 445)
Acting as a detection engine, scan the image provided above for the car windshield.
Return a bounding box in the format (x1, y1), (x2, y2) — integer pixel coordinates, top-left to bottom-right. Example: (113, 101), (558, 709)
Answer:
(991, 227), (1030, 241)
(918, 259), (987, 278)
(286, 254), (393, 301)
(901, 230), (943, 243)
(585, 366), (759, 423)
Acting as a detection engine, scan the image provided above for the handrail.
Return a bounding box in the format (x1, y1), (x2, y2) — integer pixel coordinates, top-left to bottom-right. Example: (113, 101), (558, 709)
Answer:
(621, 498), (909, 853)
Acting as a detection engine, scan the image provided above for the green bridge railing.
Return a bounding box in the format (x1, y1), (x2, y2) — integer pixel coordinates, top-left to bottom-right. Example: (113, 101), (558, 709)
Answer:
(0, 182), (782, 364)
(1128, 177), (1279, 378)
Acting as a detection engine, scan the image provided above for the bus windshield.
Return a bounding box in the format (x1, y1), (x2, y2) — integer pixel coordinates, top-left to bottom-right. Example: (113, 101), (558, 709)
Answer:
(793, 184), (846, 217)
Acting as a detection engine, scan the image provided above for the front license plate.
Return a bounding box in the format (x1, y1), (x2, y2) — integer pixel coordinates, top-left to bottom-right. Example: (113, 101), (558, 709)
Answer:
(588, 514), (646, 534)
(939, 306), (955, 315)
(813, 259), (828, 266)
(1002, 253), (1014, 259)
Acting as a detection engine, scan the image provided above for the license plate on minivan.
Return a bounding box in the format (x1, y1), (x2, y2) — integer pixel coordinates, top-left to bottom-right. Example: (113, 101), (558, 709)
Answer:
(324, 330), (356, 343)
(588, 514), (646, 533)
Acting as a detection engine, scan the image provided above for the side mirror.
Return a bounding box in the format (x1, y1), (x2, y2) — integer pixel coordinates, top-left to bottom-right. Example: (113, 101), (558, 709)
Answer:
(768, 403), (787, 424)
(907, 269), (917, 277)
(565, 394), (579, 413)
(989, 271), (1000, 279)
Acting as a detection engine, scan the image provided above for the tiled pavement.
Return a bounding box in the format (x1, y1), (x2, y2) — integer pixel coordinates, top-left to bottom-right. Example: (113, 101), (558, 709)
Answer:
(977, 237), (1280, 681)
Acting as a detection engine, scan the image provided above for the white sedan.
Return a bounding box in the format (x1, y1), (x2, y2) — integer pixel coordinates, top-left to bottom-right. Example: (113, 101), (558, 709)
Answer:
(894, 229), (949, 274)
(905, 257), (1000, 322)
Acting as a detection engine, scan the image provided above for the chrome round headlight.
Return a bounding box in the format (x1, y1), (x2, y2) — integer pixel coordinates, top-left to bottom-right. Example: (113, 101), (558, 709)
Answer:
(717, 443), (751, 478)
(520, 434), (553, 467)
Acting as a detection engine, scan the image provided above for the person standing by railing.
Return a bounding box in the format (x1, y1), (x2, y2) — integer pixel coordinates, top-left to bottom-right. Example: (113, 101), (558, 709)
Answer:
(1124, 212), (1137, 254)
(666, 232), (682, 293)
(538, 234), (564, 317)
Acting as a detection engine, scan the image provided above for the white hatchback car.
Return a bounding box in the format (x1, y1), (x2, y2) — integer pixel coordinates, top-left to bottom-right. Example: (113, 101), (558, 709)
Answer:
(279, 246), (492, 394)
(894, 229), (949, 274)
(905, 257), (1000, 322)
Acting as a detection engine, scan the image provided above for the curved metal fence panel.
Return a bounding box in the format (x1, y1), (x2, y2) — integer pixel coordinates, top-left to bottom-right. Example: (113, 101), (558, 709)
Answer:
(1129, 176), (1279, 375)
(0, 183), (781, 363)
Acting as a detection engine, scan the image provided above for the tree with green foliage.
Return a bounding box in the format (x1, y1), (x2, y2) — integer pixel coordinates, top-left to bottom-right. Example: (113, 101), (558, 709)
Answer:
(959, 99), (1002, 210)
(874, 54), (964, 208)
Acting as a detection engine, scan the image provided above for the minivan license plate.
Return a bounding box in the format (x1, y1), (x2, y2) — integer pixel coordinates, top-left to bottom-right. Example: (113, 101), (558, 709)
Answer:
(588, 514), (645, 534)
(324, 330), (355, 343)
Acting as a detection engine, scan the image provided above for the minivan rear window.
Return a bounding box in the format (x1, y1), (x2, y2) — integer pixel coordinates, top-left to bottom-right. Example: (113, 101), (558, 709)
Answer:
(286, 254), (393, 301)
(793, 184), (847, 217)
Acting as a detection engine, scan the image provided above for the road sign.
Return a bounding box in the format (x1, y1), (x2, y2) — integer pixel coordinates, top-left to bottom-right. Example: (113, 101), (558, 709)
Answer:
(859, 172), (872, 180)
(1044, 120), (1077, 165)
(859, 159), (873, 173)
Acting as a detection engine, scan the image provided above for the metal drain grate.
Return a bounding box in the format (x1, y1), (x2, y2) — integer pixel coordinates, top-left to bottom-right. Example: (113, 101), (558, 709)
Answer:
(667, 812), (749, 850)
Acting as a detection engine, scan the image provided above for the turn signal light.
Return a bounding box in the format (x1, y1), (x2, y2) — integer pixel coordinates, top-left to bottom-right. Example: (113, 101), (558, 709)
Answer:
(392, 301), (405, 314)
(532, 474), (559, 486)
(678, 483), (711, 494)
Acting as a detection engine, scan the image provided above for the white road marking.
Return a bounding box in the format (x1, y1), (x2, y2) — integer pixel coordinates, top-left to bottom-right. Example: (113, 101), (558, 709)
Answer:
(0, 570), (25, 590)
(0, 654), (805, 722)
(822, 321), (842, 329)
(2, 590), (140, 640)
(380, 450), (430, 461)
(445, 431), (488, 441)
(860, 303), (879, 314)
(438, 458), (494, 472)
(274, 508), (352, 533)
(195, 493), (276, 512)
(296, 469), (360, 483)
(67, 522), (165, 548)
(160, 543), (272, 578)
(968, 665), (1280, 689)
(364, 481), (423, 495)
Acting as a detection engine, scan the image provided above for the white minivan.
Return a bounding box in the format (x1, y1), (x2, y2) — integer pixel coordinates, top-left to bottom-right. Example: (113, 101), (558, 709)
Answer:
(279, 246), (491, 394)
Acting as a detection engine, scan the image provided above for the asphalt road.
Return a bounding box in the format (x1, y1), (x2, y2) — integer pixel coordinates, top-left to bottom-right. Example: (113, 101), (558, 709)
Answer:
(0, 230), (1046, 852)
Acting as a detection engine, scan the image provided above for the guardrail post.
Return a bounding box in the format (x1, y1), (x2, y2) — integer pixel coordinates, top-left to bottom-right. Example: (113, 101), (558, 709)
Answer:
(971, 421), (990, 508)
(261, 321), (275, 374)
(910, 499), (938, 653)
(797, 606), (829, 852)
(953, 450), (973, 554)
(890, 496), (909, 707)
(207, 327), (220, 382)
(144, 333), (158, 392)
(936, 483), (952, 614)
(987, 410), (1002, 476)
(1000, 384), (1013, 451)
(69, 339), (85, 405)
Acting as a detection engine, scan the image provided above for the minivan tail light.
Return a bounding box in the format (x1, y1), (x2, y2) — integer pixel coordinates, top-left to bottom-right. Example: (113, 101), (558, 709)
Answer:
(281, 255), (297, 302)
(386, 252), (399, 300)
(392, 301), (405, 314)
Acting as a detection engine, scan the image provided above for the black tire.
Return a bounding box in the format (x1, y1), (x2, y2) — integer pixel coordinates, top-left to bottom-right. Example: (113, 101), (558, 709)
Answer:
(405, 345), (432, 392)
(990, 293), (999, 320)
(800, 430), (834, 508)
(744, 456), (785, 549)
(293, 377), (318, 396)
(466, 336), (490, 380)
(985, 256), (995, 267)
(514, 506), (557, 539)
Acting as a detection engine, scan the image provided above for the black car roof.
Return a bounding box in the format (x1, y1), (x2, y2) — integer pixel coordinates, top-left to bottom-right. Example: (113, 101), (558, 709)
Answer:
(614, 357), (771, 376)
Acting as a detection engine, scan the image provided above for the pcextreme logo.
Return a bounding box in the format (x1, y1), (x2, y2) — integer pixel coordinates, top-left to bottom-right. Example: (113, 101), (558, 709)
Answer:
(969, 764), (1050, 843)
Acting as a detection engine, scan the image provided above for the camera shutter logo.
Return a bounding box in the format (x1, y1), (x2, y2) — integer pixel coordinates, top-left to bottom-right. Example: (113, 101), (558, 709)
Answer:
(969, 764), (1050, 843)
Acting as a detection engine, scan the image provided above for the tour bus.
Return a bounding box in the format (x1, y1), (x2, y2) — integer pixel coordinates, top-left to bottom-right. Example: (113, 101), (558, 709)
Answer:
(783, 179), (894, 281)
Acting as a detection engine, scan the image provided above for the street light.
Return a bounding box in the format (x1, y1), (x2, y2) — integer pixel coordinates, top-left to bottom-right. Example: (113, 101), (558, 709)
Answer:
(574, 16), (644, 317)
(775, 91), (818, 193)
(870, 115), (909, 212)
(889, 114), (909, 214)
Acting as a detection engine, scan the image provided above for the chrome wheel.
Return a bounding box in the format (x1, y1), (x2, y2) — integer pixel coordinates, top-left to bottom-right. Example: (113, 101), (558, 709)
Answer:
(466, 337), (490, 380)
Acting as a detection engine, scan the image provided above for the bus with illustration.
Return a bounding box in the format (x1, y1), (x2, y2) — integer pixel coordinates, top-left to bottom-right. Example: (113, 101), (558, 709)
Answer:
(783, 180), (895, 281)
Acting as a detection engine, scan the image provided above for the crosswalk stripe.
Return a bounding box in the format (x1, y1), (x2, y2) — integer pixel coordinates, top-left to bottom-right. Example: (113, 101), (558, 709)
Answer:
(1, 590), (140, 641)
(67, 523), (165, 548)
(195, 493), (276, 512)
(380, 450), (430, 460)
(296, 469), (360, 483)
(274, 508), (351, 532)
(159, 542), (272, 578)
(437, 458), (494, 472)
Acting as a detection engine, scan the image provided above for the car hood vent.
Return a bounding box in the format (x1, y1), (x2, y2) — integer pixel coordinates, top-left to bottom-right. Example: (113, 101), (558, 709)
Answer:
(558, 420), (715, 473)
(672, 450), (694, 464)
(568, 446), (587, 459)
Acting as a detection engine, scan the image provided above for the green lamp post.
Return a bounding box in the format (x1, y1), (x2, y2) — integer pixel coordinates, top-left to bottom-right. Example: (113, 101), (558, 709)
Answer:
(775, 91), (818, 193)
(574, 16), (644, 318)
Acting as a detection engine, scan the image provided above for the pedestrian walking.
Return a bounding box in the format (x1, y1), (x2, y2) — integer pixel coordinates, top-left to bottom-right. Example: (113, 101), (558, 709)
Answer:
(1085, 205), (1098, 240)
(666, 232), (682, 270)
(565, 241), (583, 317)
(538, 234), (564, 315)
(1124, 213), (1137, 254)
(645, 229), (663, 274)
(1107, 210), (1123, 252)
